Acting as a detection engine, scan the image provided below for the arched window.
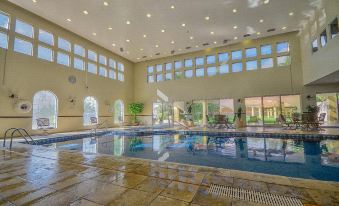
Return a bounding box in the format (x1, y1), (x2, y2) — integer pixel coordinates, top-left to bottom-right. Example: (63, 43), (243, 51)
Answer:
(114, 100), (124, 124)
(32, 91), (58, 129)
(84, 96), (98, 126)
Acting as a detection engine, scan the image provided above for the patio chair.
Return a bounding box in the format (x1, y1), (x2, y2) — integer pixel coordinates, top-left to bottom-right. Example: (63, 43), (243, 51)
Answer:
(36, 118), (54, 134)
(278, 114), (294, 129)
(206, 115), (216, 128)
(224, 116), (235, 129)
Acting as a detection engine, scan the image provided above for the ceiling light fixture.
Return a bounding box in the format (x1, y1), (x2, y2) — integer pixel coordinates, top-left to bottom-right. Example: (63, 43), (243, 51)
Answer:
(83, 10), (88, 15)
(282, 26), (287, 30)
(126, 20), (131, 24)
(126, 39), (130, 42)
(205, 16), (210, 20)
(190, 36), (194, 40)
(233, 25), (238, 29)
(92, 32), (96, 36)
(112, 43), (116, 47)
(140, 48), (144, 51)
(103, 1), (108, 6)
(137, 57), (140, 60)
(214, 41), (217, 44)
(195, 45), (199, 48)
(233, 9), (237, 13)
(259, 19), (264, 23)
(108, 27), (112, 30)
(146, 13), (152, 18)
(161, 29), (165, 33)
(181, 23), (186, 27)
(210, 31), (214, 35)
(66, 18), (72, 22)
(264, 0), (270, 4)
(32, 0), (37, 3)
(155, 45), (159, 48)
(289, 12), (294, 16)
(143, 34), (147, 38)
(171, 5), (175, 9)
(257, 32), (261, 35)
(171, 40), (175, 44)
(234, 36), (238, 40)
(178, 48), (182, 51)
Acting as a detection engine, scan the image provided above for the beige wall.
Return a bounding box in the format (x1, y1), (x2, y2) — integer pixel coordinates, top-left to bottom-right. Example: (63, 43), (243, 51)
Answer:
(134, 31), (339, 124)
(300, 0), (339, 84)
(0, 1), (134, 137)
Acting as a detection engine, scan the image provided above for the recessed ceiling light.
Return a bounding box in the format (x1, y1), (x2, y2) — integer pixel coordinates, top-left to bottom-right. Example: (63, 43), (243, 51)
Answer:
(126, 39), (130, 42)
(108, 27), (112, 30)
(103, 1), (109, 6)
(210, 31), (214, 35)
(32, 0), (37, 3)
(140, 48), (144, 51)
(155, 45), (159, 48)
(112, 43), (116, 47)
(257, 32), (261, 35)
(92, 32), (96, 36)
(146, 13), (152, 18)
(195, 45), (199, 48)
(171, 5), (175, 9)
(137, 57), (140, 60)
(83, 10), (88, 15)
(205, 16), (210, 20)
(143, 34), (147, 38)
(259, 19), (264, 23)
(161, 29), (165, 33)
(264, 0), (270, 4)
(66, 18), (72, 22)
(233, 9), (237, 13)
(234, 36), (238, 40)
(126, 20), (131, 24)
(214, 41), (217, 44)
(171, 40), (175, 44)
(289, 12), (294, 16)
(282, 26), (287, 30)
(181, 23), (186, 27)
(126, 51), (130, 55)
(178, 48), (182, 51)
(233, 25), (238, 29)
(190, 36), (194, 40)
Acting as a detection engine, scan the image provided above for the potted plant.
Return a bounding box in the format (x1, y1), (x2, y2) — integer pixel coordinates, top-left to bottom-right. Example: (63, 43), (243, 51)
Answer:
(306, 105), (319, 122)
(128, 102), (144, 125)
(235, 106), (244, 128)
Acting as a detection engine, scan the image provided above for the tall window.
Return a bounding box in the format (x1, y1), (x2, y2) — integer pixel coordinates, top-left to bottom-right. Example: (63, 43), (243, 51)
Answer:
(114, 100), (124, 124)
(32, 91), (58, 129)
(83, 96), (98, 126)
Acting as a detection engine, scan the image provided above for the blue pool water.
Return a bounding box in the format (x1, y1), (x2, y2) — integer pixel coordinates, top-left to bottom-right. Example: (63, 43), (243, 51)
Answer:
(46, 134), (339, 182)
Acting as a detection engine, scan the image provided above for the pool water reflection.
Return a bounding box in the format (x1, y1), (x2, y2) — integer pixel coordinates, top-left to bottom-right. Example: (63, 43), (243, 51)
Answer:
(48, 134), (339, 182)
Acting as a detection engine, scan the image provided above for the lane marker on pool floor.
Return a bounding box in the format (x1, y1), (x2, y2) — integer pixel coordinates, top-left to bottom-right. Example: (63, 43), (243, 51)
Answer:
(208, 184), (303, 206)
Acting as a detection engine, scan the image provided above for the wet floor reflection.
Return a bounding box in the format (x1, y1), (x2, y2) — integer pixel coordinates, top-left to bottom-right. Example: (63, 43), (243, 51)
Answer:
(50, 134), (339, 181)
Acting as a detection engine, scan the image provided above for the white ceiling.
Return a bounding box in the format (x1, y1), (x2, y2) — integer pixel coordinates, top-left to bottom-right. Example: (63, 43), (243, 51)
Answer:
(9, 0), (321, 63)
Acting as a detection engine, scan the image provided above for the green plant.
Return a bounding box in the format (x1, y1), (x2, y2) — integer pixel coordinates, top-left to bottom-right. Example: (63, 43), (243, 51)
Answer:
(306, 105), (319, 114)
(128, 103), (144, 123)
(236, 107), (242, 120)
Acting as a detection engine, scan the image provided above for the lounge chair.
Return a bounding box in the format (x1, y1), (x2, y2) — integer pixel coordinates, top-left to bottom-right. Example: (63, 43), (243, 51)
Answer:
(278, 114), (295, 129)
(36, 118), (54, 134)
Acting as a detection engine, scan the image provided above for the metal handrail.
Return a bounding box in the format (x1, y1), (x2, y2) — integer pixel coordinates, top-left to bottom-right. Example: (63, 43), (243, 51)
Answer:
(3, 128), (18, 147)
(3, 128), (37, 149)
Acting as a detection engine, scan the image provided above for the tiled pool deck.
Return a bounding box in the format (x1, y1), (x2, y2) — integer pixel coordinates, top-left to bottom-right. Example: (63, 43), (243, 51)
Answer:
(0, 127), (339, 206)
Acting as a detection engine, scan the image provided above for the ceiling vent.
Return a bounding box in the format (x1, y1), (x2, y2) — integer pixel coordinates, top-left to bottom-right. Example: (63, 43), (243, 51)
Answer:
(142, 56), (147, 58)
(120, 47), (124, 52)
(155, 53), (160, 56)
(171, 50), (175, 54)
(267, 28), (276, 32)
(186, 46), (191, 49)
(243, 34), (251, 37)
(202, 43), (210, 46)
(223, 40), (229, 44)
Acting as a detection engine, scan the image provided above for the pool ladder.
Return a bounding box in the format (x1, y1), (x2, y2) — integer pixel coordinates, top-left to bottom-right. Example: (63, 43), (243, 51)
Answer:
(3, 128), (37, 149)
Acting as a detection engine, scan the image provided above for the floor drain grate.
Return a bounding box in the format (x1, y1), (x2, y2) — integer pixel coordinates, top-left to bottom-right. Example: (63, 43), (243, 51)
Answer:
(208, 184), (303, 206)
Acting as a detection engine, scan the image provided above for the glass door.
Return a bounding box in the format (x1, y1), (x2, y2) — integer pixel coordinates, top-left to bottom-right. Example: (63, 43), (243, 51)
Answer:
(192, 101), (204, 125)
(316, 93), (339, 126)
(152, 102), (173, 127)
(245, 97), (263, 126)
(281, 95), (301, 119)
(263, 96), (281, 125)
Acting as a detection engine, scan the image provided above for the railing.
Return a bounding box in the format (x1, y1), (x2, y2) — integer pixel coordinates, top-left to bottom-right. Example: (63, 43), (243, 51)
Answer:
(3, 128), (37, 149)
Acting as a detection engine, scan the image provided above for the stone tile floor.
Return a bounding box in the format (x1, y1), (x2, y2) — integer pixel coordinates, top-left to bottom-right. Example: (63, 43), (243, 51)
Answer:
(0, 143), (338, 206)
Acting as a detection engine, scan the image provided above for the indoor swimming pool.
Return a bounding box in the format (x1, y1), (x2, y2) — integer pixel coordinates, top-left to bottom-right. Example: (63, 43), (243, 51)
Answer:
(41, 133), (339, 182)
